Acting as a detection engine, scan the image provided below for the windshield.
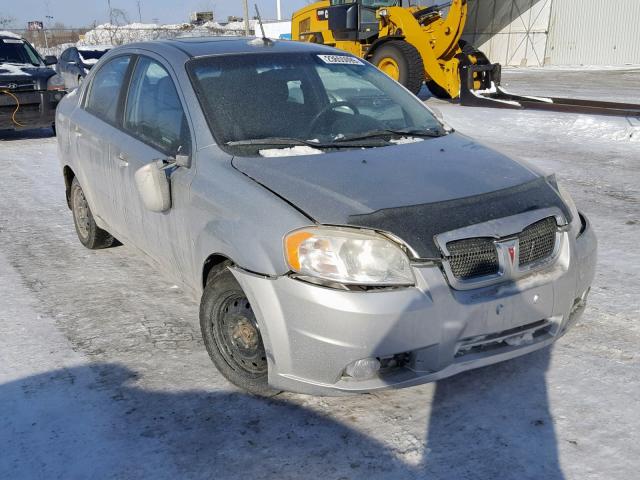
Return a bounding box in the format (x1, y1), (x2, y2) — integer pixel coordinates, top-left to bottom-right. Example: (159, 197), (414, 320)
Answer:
(0, 38), (42, 66)
(188, 52), (443, 154)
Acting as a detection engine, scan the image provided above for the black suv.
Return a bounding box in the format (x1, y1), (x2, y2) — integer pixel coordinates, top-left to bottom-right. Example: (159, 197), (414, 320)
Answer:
(0, 32), (65, 131)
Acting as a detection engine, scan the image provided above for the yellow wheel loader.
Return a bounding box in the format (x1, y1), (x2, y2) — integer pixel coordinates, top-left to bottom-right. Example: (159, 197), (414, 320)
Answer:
(292, 0), (497, 97)
(292, 0), (640, 116)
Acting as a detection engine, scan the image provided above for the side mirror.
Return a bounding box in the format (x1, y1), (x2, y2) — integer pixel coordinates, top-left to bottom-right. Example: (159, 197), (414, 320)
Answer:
(44, 55), (58, 66)
(134, 160), (171, 212)
(175, 153), (191, 168)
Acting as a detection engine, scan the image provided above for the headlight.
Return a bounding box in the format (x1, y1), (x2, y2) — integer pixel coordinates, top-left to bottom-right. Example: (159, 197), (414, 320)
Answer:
(284, 227), (414, 286)
(557, 180), (581, 236)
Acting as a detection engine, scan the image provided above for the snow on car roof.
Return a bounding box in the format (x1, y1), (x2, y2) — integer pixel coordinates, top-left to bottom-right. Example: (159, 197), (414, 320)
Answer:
(0, 31), (22, 40)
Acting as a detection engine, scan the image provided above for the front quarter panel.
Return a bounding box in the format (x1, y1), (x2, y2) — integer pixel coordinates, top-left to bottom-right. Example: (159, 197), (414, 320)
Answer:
(190, 145), (313, 291)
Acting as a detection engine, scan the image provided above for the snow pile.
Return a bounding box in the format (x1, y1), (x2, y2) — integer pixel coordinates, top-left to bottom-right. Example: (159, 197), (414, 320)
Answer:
(80, 20), (257, 46)
(0, 30), (22, 39)
(259, 146), (324, 157)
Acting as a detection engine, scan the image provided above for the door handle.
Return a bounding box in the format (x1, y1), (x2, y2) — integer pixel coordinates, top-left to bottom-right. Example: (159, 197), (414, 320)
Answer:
(117, 152), (129, 167)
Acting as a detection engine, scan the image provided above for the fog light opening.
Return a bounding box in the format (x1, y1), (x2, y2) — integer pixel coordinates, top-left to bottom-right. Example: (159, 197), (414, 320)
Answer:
(344, 358), (381, 380)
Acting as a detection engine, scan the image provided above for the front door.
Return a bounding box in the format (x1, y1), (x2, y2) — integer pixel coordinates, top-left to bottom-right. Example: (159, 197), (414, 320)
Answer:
(110, 54), (195, 283)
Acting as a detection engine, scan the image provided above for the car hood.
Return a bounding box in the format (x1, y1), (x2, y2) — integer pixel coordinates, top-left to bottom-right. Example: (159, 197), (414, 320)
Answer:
(232, 133), (570, 258)
(0, 62), (56, 89)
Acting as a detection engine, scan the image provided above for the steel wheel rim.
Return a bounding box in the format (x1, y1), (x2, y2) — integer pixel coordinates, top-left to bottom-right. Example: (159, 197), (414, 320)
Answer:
(214, 294), (267, 375)
(72, 187), (90, 239)
(378, 57), (400, 80)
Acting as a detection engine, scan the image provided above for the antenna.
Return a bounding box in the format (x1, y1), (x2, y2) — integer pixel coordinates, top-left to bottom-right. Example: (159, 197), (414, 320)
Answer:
(254, 4), (273, 45)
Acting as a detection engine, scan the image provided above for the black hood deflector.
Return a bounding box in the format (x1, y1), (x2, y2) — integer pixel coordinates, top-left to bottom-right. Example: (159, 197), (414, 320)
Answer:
(349, 176), (571, 258)
(233, 133), (571, 258)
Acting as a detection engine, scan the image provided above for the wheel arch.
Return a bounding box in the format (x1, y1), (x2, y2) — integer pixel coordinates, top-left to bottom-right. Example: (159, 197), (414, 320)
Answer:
(202, 253), (234, 288)
(63, 165), (76, 209)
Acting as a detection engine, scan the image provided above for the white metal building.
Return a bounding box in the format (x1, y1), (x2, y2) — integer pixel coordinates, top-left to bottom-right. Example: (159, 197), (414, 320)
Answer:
(462, 0), (640, 66)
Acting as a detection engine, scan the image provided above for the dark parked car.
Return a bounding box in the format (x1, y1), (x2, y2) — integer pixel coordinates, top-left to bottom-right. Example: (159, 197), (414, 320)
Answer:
(57, 45), (111, 90)
(0, 31), (64, 131)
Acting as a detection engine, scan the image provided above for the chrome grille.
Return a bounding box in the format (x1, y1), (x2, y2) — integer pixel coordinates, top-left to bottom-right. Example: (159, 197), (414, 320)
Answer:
(0, 80), (36, 91)
(447, 237), (499, 279)
(518, 217), (558, 267)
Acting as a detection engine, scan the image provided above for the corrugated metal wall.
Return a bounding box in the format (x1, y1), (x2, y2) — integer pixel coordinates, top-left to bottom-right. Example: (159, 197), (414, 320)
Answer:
(462, 0), (552, 66)
(546, 0), (640, 65)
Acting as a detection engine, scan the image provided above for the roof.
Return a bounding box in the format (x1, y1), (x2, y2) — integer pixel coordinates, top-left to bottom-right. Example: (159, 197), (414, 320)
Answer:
(136, 36), (339, 59)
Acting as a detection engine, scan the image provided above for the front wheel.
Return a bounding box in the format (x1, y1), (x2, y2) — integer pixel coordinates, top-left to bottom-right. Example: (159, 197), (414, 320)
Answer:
(370, 41), (424, 94)
(200, 263), (279, 396)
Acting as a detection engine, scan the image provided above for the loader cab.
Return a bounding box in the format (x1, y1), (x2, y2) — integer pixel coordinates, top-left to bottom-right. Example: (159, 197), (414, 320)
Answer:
(328, 0), (400, 41)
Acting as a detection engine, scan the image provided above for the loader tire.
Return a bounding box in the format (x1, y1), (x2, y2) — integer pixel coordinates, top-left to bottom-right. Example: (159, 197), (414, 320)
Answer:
(426, 80), (452, 99)
(371, 41), (424, 95)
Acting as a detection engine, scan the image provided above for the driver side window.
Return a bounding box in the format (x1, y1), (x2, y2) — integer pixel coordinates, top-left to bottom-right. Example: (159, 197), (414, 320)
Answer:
(124, 57), (191, 156)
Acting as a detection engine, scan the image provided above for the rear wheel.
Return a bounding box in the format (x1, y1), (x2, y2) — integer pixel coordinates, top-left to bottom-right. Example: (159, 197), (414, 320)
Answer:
(70, 177), (116, 249)
(200, 263), (279, 397)
(371, 41), (424, 94)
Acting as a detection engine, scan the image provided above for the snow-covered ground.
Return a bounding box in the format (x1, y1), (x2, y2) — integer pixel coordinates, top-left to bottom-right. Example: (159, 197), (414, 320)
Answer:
(0, 68), (639, 479)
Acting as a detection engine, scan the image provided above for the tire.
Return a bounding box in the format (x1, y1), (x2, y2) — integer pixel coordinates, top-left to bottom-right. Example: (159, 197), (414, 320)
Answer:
(371, 41), (424, 94)
(70, 177), (116, 249)
(200, 262), (279, 397)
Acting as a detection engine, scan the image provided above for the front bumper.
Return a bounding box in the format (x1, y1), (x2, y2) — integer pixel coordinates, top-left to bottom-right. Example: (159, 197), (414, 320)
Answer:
(0, 90), (64, 130)
(233, 214), (597, 395)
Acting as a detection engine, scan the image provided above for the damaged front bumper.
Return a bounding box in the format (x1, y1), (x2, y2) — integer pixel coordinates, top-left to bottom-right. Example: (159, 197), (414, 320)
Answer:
(0, 90), (64, 130)
(232, 213), (597, 396)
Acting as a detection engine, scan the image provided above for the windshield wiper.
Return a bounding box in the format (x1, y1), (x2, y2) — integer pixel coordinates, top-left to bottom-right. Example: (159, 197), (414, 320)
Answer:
(333, 127), (447, 142)
(226, 137), (391, 149)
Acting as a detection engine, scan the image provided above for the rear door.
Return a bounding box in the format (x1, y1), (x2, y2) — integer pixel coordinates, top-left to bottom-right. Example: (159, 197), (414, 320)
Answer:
(110, 54), (195, 281)
(70, 54), (132, 231)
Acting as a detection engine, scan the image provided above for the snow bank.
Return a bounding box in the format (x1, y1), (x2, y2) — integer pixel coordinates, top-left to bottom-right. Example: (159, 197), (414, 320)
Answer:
(80, 20), (258, 46)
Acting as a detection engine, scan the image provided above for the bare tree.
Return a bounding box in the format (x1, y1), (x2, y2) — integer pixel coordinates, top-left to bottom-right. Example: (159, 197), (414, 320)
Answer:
(0, 15), (16, 29)
(105, 7), (131, 45)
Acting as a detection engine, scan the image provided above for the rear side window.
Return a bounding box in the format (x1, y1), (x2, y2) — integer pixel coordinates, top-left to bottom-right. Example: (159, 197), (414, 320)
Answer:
(124, 56), (190, 156)
(85, 55), (131, 125)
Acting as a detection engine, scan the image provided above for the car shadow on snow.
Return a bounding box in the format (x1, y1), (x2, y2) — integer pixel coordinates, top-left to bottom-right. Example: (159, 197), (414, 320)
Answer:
(0, 363), (414, 479)
(0, 352), (563, 479)
(421, 347), (563, 479)
(0, 127), (55, 141)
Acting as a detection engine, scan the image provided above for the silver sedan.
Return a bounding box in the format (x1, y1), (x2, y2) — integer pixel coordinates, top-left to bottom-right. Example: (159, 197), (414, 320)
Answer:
(56, 37), (597, 395)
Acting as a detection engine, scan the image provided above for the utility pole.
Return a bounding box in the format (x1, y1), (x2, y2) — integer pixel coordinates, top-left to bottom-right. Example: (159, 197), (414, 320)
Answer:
(137, 0), (142, 22)
(276, 0), (282, 21)
(243, 0), (250, 36)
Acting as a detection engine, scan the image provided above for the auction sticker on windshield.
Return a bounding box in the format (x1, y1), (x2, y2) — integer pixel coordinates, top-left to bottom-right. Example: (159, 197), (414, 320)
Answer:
(317, 54), (364, 65)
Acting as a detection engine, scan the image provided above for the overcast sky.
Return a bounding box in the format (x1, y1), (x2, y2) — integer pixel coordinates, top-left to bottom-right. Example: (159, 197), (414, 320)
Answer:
(7, 0), (311, 28)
